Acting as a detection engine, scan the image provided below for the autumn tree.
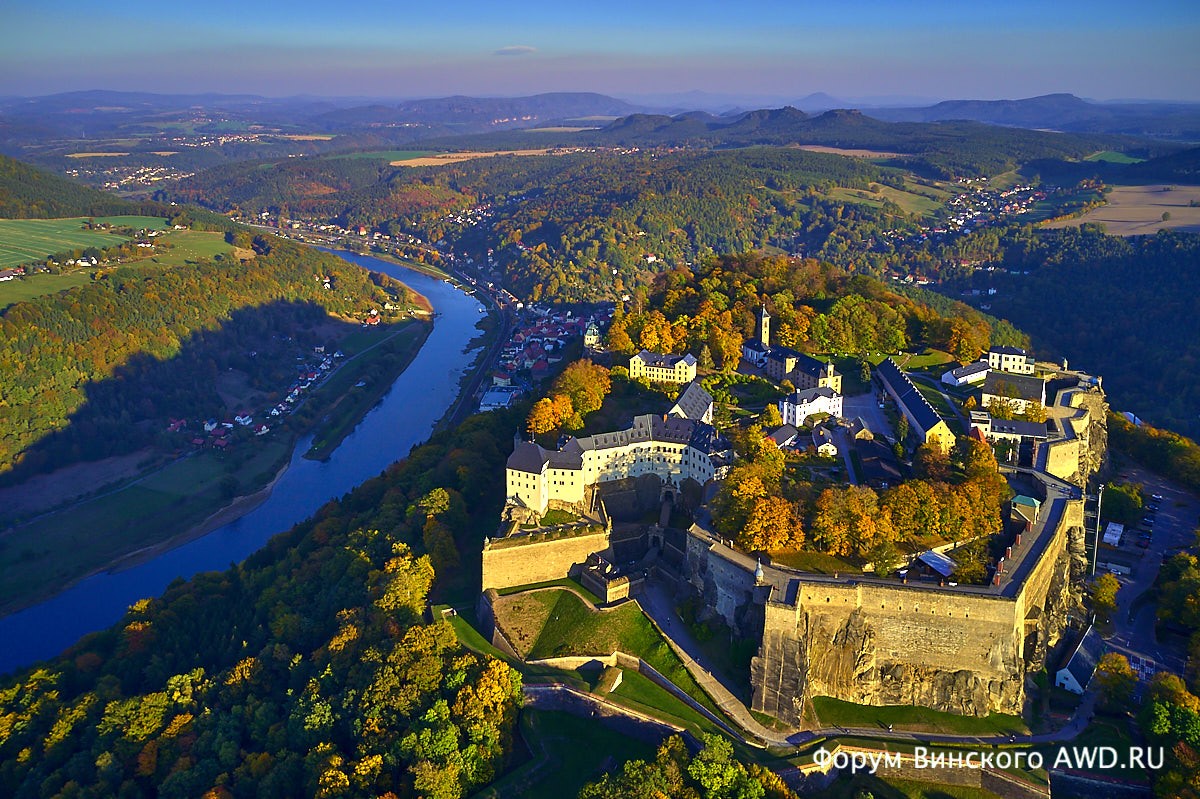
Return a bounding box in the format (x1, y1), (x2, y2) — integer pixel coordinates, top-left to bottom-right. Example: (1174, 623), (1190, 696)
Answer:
(1094, 652), (1137, 709)
(1091, 572), (1120, 621)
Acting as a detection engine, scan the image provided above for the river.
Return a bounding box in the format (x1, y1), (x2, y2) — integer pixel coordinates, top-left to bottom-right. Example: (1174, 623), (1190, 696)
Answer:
(0, 252), (486, 675)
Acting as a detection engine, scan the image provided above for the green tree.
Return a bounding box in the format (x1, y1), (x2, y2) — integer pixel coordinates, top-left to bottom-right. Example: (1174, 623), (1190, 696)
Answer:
(1094, 652), (1137, 709)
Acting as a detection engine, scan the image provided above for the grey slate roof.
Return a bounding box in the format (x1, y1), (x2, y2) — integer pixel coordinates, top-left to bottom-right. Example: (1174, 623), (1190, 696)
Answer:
(787, 386), (839, 404)
(990, 345), (1030, 357)
(982, 371), (1046, 402)
(875, 357), (943, 435)
(633, 350), (697, 369)
(767, 424), (800, 446)
(671, 381), (714, 421)
(1062, 626), (1106, 690)
(990, 419), (1049, 438)
(949, 361), (990, 380)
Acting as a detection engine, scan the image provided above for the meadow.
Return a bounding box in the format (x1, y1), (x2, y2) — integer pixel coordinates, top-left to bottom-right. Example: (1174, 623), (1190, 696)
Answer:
(1043, 183), (1200, 234)
(0, 215), (165, 269)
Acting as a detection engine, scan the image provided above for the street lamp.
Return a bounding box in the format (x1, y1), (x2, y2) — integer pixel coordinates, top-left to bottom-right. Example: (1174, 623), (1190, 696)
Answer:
(1092, 484), (1105, 577)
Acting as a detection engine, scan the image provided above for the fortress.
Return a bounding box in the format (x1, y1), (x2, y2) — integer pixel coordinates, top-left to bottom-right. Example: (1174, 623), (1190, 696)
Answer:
(482, 362), (1106, 723)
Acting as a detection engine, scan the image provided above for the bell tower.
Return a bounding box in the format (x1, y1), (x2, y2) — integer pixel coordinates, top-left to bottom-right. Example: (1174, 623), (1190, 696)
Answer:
(758, 303), (771, 348)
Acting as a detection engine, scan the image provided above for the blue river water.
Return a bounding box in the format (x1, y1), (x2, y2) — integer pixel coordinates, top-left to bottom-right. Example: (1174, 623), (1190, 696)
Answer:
(0, 253), (485, 675)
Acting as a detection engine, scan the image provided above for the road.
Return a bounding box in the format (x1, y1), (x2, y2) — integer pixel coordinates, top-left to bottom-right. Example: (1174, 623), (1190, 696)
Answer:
(1103, 462), (1199, 676)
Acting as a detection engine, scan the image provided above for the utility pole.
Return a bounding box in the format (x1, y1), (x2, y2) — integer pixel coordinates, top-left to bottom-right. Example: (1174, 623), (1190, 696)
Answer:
(1092, 483), (1105, 577)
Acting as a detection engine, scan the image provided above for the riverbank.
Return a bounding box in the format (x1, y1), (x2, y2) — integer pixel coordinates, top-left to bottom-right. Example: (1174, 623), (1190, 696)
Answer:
(304, 321), (432, 460)
(0, 253), (488, 673)
(0, 296), (435, 618)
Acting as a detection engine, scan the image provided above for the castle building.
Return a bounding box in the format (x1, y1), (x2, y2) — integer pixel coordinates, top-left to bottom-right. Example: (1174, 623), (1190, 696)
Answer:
(505, 414), (725, 515)
(981, 371), (1047, 416)
(987, 346), (1036, 375)
(779, 386), (842, 427)
(743, 304), (841, 392)
(584, 321), (601, 348)
(629, 350), (698, 384)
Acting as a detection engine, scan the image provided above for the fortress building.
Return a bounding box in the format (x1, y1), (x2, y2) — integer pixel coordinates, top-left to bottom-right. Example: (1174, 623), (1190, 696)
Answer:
(987, 346), (1036, 375)
(629, 350), (698, 384)
(742, 304), (841, 392)
(779, 386), (842, 427)
(874, 357), (954, 454)
(505, 414), (728, 516)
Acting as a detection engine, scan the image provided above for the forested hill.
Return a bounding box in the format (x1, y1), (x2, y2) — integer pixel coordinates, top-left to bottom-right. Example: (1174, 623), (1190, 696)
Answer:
(0, 409), (523, 799)
(0, 154), (137, 217)
(0, 239), (416, 482)
(0, 154), (224, 222)
(960, 228), (1200, 439)
(174, 147), (889, 301)
(606, 252), (1025, 370)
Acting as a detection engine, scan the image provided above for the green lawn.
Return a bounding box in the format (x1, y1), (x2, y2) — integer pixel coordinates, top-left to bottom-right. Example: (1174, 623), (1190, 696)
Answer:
(769, 550), (862, 575)
(1085, 150), (1145, 164)
(514, 589), (728, 720)
(812, 696), (1028, 736)
(0, 270), (93, 309)
(142, 230), (233, 267)
(495, 577), (602, 604)
(0, 217), (150, 268)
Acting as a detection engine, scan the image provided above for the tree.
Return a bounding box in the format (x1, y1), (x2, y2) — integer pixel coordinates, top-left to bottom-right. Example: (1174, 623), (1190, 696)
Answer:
(698, 344), (715, 371)
(525, 398), (560, 436)
(739, 496), (803, 552)
(760, 404), (783, 429)
(859, 360), (871, 384)
(895, 413), (909, 443)
(1095, 652), (1137, 709)
(1092, 572), (1120, 620)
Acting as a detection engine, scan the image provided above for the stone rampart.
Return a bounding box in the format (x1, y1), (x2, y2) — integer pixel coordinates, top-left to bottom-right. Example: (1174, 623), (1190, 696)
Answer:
(481, 529), (610, 591)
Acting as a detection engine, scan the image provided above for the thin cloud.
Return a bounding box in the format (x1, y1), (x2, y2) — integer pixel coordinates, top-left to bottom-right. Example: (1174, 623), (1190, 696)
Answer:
(494, 45), (537, 57)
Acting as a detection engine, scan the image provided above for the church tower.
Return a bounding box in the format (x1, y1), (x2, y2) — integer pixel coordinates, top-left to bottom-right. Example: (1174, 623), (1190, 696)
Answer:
(758, 303), (770, 348)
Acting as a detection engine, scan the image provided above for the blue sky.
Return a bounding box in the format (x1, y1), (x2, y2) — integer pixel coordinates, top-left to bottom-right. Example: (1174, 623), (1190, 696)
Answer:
(3, 0), (1198, 101)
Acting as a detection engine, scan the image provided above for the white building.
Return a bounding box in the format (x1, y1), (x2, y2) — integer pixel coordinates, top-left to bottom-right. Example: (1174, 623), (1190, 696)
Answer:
(941, 360), (990, 387)
(505, 414), (725, 515)
(987, 346), (1036, 375)
(779, 386), (842, 427)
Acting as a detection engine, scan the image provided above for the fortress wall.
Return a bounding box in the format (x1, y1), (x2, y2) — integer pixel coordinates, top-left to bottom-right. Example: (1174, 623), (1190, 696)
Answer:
(754, 581), (1025, 723)
(481, 530), (610, 591)
(1015, 499), (1081, 623)
(1044, 439), (1081, 482)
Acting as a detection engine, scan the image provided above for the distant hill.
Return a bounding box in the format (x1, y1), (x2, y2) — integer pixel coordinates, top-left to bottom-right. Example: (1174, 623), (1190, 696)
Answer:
(868, 93), (1200, 139)
(309, 92), (647, 132)
(0, 154), (135, 217)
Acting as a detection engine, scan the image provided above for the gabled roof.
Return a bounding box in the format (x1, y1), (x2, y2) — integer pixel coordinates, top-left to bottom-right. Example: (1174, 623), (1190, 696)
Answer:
(767, 424), (800, 446)
(670, 380), (714, 421)
(948, 361), (990, 379)
(989, 418), (1050, 438)
(632, 350), (697, 369)
(875, 358), (944, 434)
(918, 550), (957, 577)
(990, 345), (1030, 357)
(1061, 626), (1106, 690)
(785, 386), (839, 405)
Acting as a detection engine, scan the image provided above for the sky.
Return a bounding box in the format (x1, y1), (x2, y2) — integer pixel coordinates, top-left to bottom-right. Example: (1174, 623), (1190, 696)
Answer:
(3, 0), (1199, 103)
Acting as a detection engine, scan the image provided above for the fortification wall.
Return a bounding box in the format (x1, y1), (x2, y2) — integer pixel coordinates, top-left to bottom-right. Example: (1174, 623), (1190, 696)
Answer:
(481, 530), (610, 591)
(753, 581), (1025, 725)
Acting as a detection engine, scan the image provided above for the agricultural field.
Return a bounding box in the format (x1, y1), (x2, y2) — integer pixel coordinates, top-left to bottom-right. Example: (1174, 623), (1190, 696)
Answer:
(1042, 183), (1200, 234)
(1084, 150), (1146, 164)
(828, 183), (943, 217)
(0, 271), (93, 309)
(796, 144), (904, 158)
(142, 230), (235, 266)
(395, 148), (561, 167)
(0, 215), (164, 269)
